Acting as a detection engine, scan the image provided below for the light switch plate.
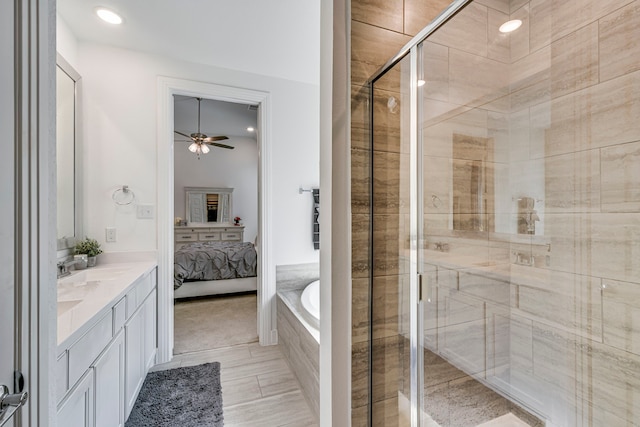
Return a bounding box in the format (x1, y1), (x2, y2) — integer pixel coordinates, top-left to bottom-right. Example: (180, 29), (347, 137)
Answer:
(105, 227), (116, 242)
(136, 204), (154, 219)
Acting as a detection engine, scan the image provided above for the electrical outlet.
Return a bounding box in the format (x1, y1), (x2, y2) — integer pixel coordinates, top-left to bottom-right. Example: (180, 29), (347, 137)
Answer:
(106, 227), (116, 242)
(137, 204), (154, 219)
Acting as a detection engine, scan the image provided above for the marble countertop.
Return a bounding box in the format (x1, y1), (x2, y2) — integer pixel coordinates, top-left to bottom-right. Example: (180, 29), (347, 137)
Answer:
(57, 260), (157, 351)
(419, 249), (552, 289)
(422, 249), (509, 273)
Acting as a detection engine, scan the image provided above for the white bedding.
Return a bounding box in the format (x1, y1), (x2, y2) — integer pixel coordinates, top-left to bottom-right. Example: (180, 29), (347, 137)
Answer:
(173, 276), (257, 299)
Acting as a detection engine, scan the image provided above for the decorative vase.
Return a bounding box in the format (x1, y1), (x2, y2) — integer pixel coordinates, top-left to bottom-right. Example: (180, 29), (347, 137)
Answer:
(74, 254), (88, 270)
(87, 256), (97, 268)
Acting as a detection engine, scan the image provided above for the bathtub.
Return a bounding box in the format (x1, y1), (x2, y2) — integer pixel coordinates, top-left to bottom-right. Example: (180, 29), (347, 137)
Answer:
(277, 277), (320, 419)
(300, 279), (320, 329)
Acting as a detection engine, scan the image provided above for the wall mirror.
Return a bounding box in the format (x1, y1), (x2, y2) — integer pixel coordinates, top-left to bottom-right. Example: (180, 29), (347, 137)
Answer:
(185, 187), (233, 224)
(451, 133), (494, 234)
(56, 54), (83, 251)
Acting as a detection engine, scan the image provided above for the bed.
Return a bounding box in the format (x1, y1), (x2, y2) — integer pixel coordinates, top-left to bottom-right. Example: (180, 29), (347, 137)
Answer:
(173, 241), (258, 299)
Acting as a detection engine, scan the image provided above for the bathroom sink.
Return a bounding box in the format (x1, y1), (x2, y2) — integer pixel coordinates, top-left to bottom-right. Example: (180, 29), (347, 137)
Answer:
(472, 261), (497, 267)
(57, 267), (127, 306)
(60, 279), (103, 288)
(58, 299), (82, 315)
(82, 268), (127, 281)
(59, 267), (125, 285)
(57, 280), (102, 301)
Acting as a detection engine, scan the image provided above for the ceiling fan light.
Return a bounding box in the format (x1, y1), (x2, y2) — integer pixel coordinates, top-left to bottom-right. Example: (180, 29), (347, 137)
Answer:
(201, 144), (210, 154)
(188, 142), (199, 153)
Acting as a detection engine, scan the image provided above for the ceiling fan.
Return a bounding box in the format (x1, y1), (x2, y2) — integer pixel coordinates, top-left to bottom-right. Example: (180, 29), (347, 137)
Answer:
(174, 97), (234, 156)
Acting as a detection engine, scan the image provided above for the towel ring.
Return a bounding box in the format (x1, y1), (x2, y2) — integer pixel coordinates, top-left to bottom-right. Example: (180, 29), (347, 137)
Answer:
(112, 185), (135, 206)
(299, 187), (313, 194)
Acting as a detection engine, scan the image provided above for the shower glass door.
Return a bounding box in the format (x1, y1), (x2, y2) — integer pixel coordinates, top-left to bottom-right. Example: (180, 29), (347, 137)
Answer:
(370, 0), (640, 426)
(416, 0), (640, 426)
(370, 52), (414, 425)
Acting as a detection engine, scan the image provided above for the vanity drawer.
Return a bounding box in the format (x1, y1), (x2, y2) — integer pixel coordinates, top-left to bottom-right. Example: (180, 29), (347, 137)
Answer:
(56, 351), (69, 401)
(68, 310), (113, 387)
(198, 232), (220, 241)
(126, 272), (154, 317)
(113, 297), (126, 333)
(175, 233), (197, 242)
(222, 232), (241, 241)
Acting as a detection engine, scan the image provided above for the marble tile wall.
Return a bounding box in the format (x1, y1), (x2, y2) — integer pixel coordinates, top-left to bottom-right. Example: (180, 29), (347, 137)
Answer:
(415, 0), (640, 425)
(352, 0), (638, 425)
(369, 53), (412, 426)
(350, 1), (452, 424)
(277, 296), (320, 421)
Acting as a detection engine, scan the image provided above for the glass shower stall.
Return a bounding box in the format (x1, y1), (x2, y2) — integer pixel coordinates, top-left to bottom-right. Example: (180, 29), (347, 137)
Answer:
(368, 0), (640, 425)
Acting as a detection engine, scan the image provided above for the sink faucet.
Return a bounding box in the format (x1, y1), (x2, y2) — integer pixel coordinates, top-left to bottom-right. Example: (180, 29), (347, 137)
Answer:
(513, 251), (533, 266)
(57, 259), (80, 278)
(434, 242), (449, 252)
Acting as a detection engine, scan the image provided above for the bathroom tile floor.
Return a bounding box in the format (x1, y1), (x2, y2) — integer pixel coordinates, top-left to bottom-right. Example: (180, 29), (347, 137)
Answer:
(151, 342), (318, 426)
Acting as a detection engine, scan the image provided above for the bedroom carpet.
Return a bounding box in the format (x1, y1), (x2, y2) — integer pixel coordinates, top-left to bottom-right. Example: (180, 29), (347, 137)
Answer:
(125, 362), (223, 427)
(174, 292), (258, 354)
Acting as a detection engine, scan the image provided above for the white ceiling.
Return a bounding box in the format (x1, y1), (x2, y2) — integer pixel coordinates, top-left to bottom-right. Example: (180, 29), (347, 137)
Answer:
(57, 0), (321, 85)
(174, 95), (258, 142)
(57, 1), (318, 149)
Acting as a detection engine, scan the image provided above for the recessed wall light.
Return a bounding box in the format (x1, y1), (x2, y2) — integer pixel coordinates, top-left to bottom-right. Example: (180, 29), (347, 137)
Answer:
(247, 127), (255, 132)
(499, 19), (522, 33)
(95, 7), (123, 25)
(417, 79), (426, 87)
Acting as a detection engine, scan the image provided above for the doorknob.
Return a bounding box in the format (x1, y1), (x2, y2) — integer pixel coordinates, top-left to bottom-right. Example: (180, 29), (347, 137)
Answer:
(0, 385), (28, 426)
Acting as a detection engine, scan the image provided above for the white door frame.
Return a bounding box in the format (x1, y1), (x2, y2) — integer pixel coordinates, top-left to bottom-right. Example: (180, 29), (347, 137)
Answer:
(2, 0), (55, 425)
(156, 77), (275, 363)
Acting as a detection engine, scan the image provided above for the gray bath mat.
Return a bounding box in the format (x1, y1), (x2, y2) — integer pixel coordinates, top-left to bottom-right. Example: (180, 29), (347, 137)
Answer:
(125, 362), (223, 427)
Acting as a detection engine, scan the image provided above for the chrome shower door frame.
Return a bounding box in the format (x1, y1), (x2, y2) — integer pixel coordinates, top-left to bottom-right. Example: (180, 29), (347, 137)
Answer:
(367, 1), (474, 426)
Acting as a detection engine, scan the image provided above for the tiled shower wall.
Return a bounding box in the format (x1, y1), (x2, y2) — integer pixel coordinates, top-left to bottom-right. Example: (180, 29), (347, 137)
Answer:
(350, 1), (452, 425)
(419, 0), (640, 425)
(351, 0), (640, 426)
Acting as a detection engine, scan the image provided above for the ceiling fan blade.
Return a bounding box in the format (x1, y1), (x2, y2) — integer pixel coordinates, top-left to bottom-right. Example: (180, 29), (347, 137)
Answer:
(174, 130), (194, 139)
(202, 135), (229, 142)
(207, 142), (235, 150)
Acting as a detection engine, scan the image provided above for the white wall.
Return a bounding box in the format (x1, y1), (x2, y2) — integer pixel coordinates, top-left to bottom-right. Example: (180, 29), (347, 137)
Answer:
(56, 14), (78, 68)
(174, 136), (259, 242)
(77, 42), (320, 266)
(57, 0), (320, 86)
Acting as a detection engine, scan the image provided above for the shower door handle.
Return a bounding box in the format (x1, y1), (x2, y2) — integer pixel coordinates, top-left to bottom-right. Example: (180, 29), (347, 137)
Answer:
(0, 385), (28, 426)
(418, 273), (433, 303)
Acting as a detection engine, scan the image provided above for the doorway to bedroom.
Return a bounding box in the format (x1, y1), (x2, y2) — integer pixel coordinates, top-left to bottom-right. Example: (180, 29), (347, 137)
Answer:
(172, 95), (259, 354)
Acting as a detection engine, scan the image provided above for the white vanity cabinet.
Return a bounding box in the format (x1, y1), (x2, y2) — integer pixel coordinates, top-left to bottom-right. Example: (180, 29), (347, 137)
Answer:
(124, 305), (144, 418)
(94, 331), (125, 427)
(124, 288), (157, 417)
(57, 369), (95, 427)
(57, 266), (157, 427)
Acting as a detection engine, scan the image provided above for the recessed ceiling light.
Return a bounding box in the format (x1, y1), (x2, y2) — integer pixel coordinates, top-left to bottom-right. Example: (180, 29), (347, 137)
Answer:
(499, 19), (522, 33)
(417, 79), (426, 87)
(247, 127), (255, 132)
(95, 7), (123, 25)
